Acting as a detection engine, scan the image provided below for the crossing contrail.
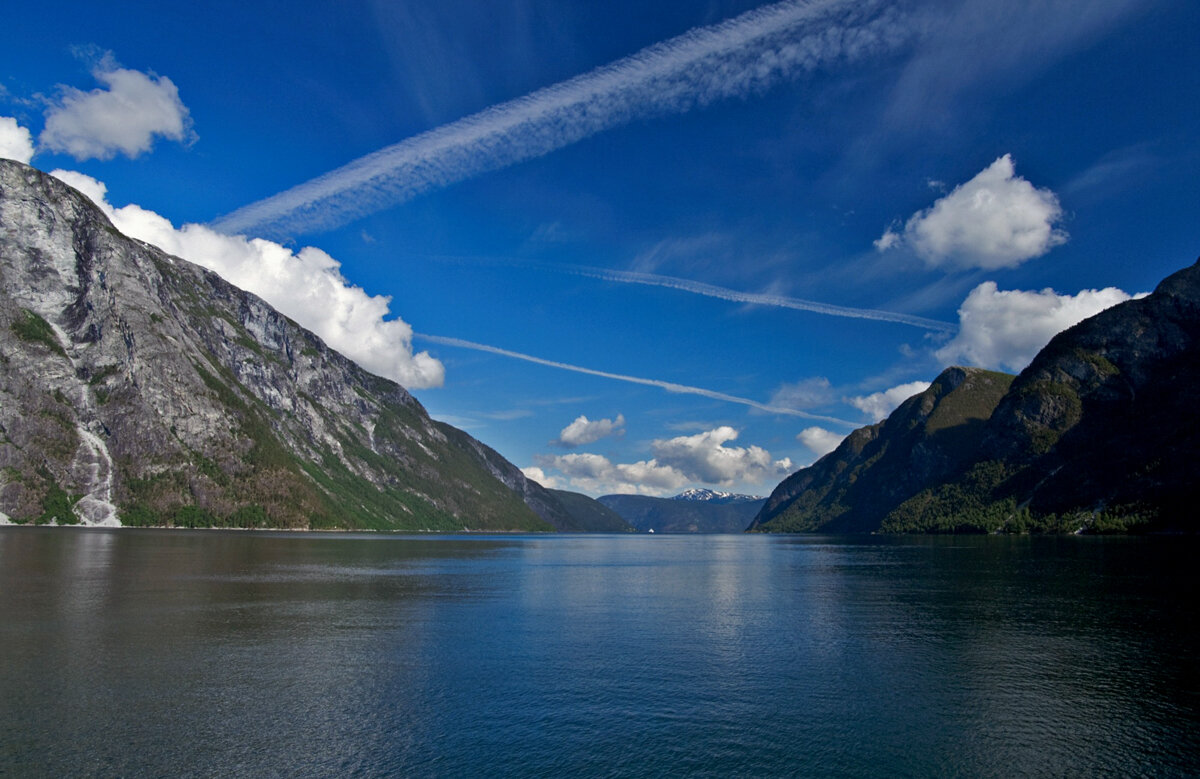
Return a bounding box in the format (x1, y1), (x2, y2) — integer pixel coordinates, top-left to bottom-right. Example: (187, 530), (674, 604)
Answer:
(212, 0), (909, 236)
(416, 333), (858, 426)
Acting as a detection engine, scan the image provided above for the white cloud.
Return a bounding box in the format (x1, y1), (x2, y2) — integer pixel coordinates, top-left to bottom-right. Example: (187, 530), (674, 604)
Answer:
(535, 426), (793, 495)
(40, 59), (194, 161)
(934, 281), (1141, 372)
(535, 452), (689, 497)
(50, 169), (444, 389)
(555, 414), (625, 447)
(848, 381), (932, 422)
(213, 0), (914, 236)
(650, 426), (793, 485)
(520, 466), (561, 490)
(797, 426), (846, 457)
(0, 117), (35, 163)
(418, 333), (855, 425)
(769, 377), (835, 411)
(876, 154), (1068, 270)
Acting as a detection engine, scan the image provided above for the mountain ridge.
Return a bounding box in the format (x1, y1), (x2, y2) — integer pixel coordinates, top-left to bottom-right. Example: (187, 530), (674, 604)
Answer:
(0, 159), (577, 531)
(752, 257), (1200, 534)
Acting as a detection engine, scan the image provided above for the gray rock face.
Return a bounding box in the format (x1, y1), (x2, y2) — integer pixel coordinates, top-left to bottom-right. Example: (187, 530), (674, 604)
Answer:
(0, 160), (567, 530)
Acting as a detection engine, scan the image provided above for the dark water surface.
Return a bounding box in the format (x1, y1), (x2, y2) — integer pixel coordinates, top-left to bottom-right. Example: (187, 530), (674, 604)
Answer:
(1, 529), (1197, 777)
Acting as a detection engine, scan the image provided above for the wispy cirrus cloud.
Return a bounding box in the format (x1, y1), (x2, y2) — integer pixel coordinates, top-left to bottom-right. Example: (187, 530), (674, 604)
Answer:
(416, 333), (857, 426)
(212, 0), (913, 236)
(552, 262), (956, 331)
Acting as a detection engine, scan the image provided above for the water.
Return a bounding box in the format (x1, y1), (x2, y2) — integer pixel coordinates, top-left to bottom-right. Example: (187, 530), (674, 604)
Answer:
(1, 529), (1197, 777)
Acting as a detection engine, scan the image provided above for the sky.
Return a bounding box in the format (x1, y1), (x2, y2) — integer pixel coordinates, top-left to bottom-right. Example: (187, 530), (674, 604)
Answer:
(2, 0), (1198, 498)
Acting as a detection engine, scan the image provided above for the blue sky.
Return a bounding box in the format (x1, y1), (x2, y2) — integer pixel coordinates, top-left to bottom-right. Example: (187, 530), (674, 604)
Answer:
(3, 0), (1198, 497)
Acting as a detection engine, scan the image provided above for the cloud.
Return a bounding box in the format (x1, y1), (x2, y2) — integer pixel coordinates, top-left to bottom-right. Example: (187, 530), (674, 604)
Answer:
(934, 281), (1142, 372)
(552, 262), (956, 331)
(797, 426), (846, 457)
(416, 333), (856, 426)
(848, 380), (932, 421)
(39, 58), (194, 161)
(520, 466), (561, 490)
(769, 377), (835, 411)
(50, 169), (444, 389)
(213, 0), (915, 236)
(876, 154), (1068, 270)
(535, 452), (689, 497)
(650, 426), (793, 485)
(555, 414), (625, 447)
(0, 117), (35, 163)
(536, 426), (792, 495)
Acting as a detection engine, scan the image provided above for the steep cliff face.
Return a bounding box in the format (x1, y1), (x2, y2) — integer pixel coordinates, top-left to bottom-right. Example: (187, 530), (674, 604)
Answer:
(0, 160), (563, 530)
(749, 367), (1015, 533)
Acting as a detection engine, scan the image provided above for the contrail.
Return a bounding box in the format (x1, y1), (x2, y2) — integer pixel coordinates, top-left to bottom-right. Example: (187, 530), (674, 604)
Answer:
(213, 0), (909, 236)
(541, 262), (956, 332)
(416, 333), (858, 427)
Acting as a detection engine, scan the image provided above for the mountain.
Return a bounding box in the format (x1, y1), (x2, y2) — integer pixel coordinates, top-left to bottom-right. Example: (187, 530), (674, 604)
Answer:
(547, 489), (636, 532)
(749, 367), (1015, 533)
(599, 490), (766, 533)
(0, 159), (577, 531)
(673, 488), (764, 504)
(753, 257), (1200, 534)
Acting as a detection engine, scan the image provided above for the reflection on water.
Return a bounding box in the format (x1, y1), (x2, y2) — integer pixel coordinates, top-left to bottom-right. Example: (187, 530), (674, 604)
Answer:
(0, 529), (1197, 777)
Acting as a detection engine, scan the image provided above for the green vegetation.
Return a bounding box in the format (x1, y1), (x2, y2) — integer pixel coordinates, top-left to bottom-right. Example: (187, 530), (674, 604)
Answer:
(36, 480), (80, 525)
(11, 309), (66, 357)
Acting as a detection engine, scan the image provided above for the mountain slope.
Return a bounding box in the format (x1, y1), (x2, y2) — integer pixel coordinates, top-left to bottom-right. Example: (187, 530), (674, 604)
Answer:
(547, 489), (636, 532)
(599, 492), (766, 533)
(0, 159), (566, 531)
(749, 367), (1015, 533)
(753, 257), (1200, 535)
(884, 258), (1200, 533)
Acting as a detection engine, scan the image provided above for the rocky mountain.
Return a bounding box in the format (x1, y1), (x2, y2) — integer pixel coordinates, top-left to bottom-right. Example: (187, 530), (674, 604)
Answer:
(0, 159), (578, 531)
(753, 257), (1200, 534)
(599, 491), (766, 533)
(749, 367), (1014, 533)
(673, 488), (764, 504)
(547, 489), (636, 532)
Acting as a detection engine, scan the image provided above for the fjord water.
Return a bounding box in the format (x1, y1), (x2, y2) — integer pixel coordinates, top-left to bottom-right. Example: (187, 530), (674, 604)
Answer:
(1, 530), (1197, 777)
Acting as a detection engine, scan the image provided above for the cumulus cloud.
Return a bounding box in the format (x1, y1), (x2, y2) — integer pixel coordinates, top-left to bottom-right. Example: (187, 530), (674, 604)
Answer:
(934, 281), (1141, 372)
(535, 452), (689, 497)
(875, 154), (1068, 270)
(848, 380), (932, 422)
(651, 426), (793, 485)
(520, 466), (561, 490)
(555, 414), (625, 447)
(39, 59), (193, 161)
(797, 426), (846, 458)
(536, 426), (793, 495)
(50, 169), (444, 389)
(0, 117), (35, 163)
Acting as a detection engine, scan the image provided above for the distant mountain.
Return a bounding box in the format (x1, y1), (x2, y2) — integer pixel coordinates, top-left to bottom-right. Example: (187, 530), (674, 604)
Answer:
(672, 488), (764, 504)
(547, 489), (636, 532)
(0, 160), (576, 531)
(598, 491), (766, 533)
(753, 257), (1200, 534)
